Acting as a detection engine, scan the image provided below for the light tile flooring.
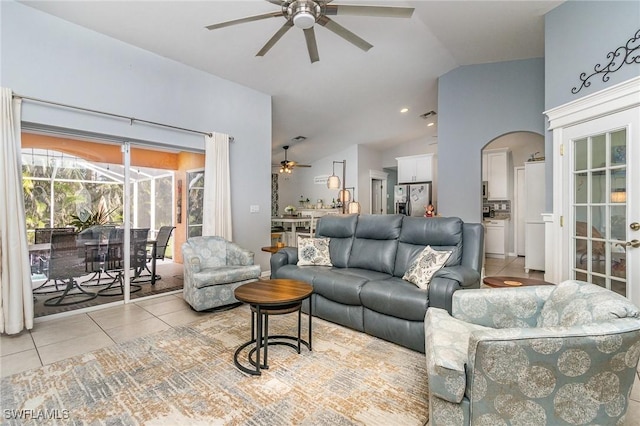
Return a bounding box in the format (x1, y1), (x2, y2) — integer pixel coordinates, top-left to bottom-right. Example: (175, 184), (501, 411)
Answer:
(484, 254), (546, 281)
(2, 260), (640, 423)
(1, 292), (213, 376)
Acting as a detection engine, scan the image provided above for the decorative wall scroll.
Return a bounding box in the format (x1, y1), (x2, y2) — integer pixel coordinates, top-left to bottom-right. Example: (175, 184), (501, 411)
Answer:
(571, 29), (640, 94)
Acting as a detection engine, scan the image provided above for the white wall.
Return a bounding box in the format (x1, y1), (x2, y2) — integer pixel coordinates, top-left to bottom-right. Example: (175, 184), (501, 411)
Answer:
(1, 1), (273, 270)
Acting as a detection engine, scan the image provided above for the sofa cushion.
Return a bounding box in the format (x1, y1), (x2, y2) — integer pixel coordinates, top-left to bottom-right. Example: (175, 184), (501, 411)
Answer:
(315, 214), (358, 268)
(403, 245), (452, 290)
(311, 269), (368, 306)
(394, 217), (463, 277)
(538, 280), (640, 327)
(297, 237), (332, 266)
(348, 215), (403, 275)
(193, 265), (261, 289)
(360, 277), (429, 321)
(332, 267), (392, 282)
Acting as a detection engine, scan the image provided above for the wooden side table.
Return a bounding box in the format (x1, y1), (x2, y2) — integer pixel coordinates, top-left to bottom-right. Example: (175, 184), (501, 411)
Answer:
(261, 246), (286, 254)
(483, 276), (554, 288)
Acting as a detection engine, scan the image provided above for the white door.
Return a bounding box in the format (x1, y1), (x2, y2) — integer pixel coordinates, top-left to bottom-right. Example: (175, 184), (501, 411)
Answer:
(371, 179), (383, 214)
(563, 107), (640, 305)
(515, 167), (525, 256)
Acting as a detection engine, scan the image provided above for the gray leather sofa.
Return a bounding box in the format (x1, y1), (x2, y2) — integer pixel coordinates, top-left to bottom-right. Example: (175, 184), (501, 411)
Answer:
(270, 214), (483, 352)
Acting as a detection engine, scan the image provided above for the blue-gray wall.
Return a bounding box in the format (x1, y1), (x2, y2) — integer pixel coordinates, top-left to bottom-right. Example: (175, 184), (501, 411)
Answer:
(544, 0), (640, 209)
(437, 58), (545, 223)
(1, 1), (273, 270)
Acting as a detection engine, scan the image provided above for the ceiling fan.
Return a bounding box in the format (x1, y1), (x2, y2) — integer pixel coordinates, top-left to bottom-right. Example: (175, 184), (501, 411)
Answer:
(273, 145), (311, 174)
(205, 0), (414, 63)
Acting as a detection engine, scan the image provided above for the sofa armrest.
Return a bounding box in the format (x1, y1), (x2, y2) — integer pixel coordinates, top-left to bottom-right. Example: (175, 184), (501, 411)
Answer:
(270, 247), (298, 276)
(452, 286), (554, 328)
(428, 266), (481, 313)
(434, 265), (480, 289)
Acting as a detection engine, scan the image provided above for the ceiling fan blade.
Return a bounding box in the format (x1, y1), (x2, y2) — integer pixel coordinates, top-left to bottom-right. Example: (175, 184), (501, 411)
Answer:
(257, 21), (294, 57)
(296, 164), (312, 168)
(205, 11), (283, 30)
(317, 16), (372, 52)
(325, 5), (414, 18)
(303, 27), (320, 63)
(265, 0), (283, 5)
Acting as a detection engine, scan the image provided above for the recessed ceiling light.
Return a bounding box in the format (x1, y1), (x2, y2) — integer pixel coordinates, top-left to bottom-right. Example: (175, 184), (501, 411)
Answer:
(427, 122), (435, 127)
(400, 108), (409, 113)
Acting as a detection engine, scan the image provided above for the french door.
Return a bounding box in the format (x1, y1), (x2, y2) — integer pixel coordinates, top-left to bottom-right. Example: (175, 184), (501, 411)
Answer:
(563, 107), (639, 304)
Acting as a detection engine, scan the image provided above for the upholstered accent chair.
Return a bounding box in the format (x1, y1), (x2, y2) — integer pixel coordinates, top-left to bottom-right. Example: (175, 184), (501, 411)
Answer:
(425, 280), (640, 425)
(182, 236), (261, 311)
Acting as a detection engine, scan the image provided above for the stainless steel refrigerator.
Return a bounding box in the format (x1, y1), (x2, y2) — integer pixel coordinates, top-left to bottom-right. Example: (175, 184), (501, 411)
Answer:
(394, 183), (432, 216)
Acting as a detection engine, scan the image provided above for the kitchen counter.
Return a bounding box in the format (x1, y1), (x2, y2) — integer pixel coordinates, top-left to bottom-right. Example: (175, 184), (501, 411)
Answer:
(484, 215), (510, 221)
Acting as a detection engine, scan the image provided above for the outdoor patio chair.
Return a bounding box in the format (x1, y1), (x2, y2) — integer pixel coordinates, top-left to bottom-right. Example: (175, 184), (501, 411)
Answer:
(32, 227), (76, 294)
(43, 232), (98, 306)
(133, 225), (175, 284)
(98, 228), (146, 296)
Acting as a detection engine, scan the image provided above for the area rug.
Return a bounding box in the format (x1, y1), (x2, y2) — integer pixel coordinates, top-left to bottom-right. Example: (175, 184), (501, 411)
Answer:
(1, 306), (429, 425)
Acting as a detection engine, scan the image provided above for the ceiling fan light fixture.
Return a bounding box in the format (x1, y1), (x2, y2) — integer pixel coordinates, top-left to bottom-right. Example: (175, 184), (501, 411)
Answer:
(293, 11), (315, 29)
(289, 0), (320, 29)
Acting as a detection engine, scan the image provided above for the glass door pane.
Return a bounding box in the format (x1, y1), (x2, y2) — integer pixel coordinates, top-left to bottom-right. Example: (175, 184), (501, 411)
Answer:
(571, 128), (627, 296)
(187, 170), (205, 238)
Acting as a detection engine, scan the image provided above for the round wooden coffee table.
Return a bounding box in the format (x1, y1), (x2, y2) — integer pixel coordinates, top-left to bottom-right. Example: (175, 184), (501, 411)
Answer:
(233, 278), (313, 376)
(483, 276), (554, 288)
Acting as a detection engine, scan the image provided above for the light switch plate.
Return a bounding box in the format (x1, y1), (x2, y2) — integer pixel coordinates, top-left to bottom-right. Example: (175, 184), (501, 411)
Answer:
(250, 205), (259, 213)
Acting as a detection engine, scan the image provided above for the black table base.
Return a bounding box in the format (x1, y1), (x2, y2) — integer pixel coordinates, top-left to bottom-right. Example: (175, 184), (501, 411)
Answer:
(234, 301), (312, 376)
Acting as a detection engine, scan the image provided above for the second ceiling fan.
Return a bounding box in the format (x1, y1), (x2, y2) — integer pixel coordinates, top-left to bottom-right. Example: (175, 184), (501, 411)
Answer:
(274, 145), (311, 174)
(205, 0), (414, 63)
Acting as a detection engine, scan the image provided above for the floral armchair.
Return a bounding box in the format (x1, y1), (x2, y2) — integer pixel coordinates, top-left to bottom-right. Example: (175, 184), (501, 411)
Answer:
(182, 236), (261, 311)
(424, 280), (640, 425)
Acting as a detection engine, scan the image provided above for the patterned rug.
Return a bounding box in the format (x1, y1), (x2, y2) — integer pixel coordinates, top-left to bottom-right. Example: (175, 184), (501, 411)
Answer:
(1, 306), (429, 425)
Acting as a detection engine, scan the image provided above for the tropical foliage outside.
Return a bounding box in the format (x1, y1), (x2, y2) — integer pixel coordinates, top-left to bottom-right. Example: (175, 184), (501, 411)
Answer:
(22, 152), (174, 252)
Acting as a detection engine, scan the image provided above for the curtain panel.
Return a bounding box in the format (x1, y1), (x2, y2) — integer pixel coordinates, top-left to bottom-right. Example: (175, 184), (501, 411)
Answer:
(0, 87), (34, 334)
(202, 132), (232, 240)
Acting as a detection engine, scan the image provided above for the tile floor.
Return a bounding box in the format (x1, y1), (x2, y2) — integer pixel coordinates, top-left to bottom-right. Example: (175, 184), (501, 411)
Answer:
(483, 254), (546, 281)
(2, 260), (640, 424)
(1, 292), (213, 376)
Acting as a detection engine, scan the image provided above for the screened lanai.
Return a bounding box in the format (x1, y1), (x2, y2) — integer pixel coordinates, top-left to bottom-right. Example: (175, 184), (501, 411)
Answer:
(22, 148), (174, 244)
(20, 133), (205, 317)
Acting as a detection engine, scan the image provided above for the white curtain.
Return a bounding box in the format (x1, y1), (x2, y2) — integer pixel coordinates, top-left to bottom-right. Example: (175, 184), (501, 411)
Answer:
(202, 132), (232, 240)
(0, 88), (34, 334)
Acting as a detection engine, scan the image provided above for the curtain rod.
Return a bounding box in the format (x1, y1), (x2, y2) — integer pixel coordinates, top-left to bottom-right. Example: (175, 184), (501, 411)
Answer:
(12, 93), (234, 142)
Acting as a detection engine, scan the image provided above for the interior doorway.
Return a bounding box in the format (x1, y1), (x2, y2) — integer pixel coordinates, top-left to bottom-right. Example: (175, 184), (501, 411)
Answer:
(369, 170), (388, 215)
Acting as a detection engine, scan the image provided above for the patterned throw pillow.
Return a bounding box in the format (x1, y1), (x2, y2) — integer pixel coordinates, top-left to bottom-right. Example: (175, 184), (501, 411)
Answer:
(297, 237), (332, 266)
(403, 246), (452, 290)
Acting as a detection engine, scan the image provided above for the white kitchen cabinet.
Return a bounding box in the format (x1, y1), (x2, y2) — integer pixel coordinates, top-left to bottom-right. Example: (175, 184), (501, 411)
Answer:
(485, 148), (511, 200)
(485, 219), (508, 258)
(397, 154), (434, 183)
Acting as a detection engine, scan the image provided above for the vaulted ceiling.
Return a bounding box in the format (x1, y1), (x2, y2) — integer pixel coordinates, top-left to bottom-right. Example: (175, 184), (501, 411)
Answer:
(20, 0), (563, 164)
